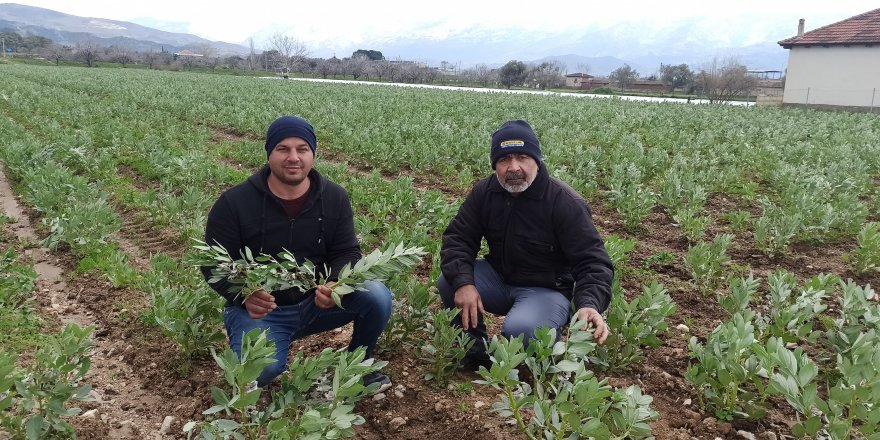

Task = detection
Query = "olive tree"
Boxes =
[499,60,527,89]
[609,64,638,91]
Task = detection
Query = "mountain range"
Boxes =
[0,3,248,55]
[0,3,796,75]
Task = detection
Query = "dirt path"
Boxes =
[0,166,175,439]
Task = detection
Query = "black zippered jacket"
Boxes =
[440,166,614,312]
[202,166,361,307]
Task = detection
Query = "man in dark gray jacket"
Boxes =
[439,119,614,371]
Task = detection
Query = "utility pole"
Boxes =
[2,38,5,58]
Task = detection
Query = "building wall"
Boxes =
[783,46,880,108]
[628,83,666,93]
[579,80,610,90]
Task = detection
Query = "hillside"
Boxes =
[0,3,248,55]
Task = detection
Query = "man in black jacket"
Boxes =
[439,119,614,370]
[202,115,392,390]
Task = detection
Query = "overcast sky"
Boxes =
[8,0,878,50]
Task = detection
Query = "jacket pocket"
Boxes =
[511,235,558,273]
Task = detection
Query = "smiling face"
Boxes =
[267,136,314,187]
[494,153,538,194]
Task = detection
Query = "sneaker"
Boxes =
[459,354,493,372]
[362,372,392,393]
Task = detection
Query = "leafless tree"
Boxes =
[75,39,98,67]
[192,43,215,69]
[577,63,591,75]
[421,66,440,84]
[461,64,495,86]
[696,56,757,103]
[384,60,403,82]
[110,45,133,67]
[142,49,158,69]
[267,33,309,72]
[372,60,394,82]
[315,57,340,78]
[180,54,197,70]
[343,56,368,80]
[42,44,68,65]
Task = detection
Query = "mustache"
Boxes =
[504,171,526,181]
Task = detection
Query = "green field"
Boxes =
[1,63,879,439]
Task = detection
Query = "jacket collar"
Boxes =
[487,164,549,199]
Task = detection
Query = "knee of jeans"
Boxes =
[501,317,544,341]
[437,275,454,307]
[361,281,392,312]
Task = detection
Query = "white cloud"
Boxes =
[9,0,879,47]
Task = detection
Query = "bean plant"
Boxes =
[152,286,226,370]
[379,278,436,352]
[718,273,760,316]
[686,311,768,420]
[475,317,657,439]
[754,199,802,255]
[850,222,880,274]
[755,270,828,343]
[419,308,474,387]
[673,206,711,242]
[607,162,656,232]
[0,248,37,309]
[591,281,676,371]
[185,328,385,440]
[683,234,733,292]
[0,324,94,440]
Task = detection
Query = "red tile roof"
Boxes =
[779,8,880,47]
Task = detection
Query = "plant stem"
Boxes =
[505,387,534,440]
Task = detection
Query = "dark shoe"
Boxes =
[460,354,493,372]
[363,372,392,393]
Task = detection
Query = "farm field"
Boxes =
[0,62,879,440]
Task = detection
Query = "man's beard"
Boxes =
[499,170,531,193]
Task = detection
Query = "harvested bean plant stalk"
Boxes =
[190,240,427,307]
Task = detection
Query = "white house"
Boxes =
[778,8,880,111]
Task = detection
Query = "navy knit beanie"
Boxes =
[264,115,317,158]
[490,120,542,169]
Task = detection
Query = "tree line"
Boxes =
[2,30,761,101]
[606,59,761,102]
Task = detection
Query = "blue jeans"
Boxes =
[438,260,572,358]
[223,280,393,387]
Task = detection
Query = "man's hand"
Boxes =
[454,284,485,330]
[577,307,609,345]
[244,290,276,319]
[314,284,336,309]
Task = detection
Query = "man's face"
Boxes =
[494,153,538,194]
[267,137,314,186]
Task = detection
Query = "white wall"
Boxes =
[783,46,880,108]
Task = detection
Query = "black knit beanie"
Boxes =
[264,115,317,158]
[490,120,542,169]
